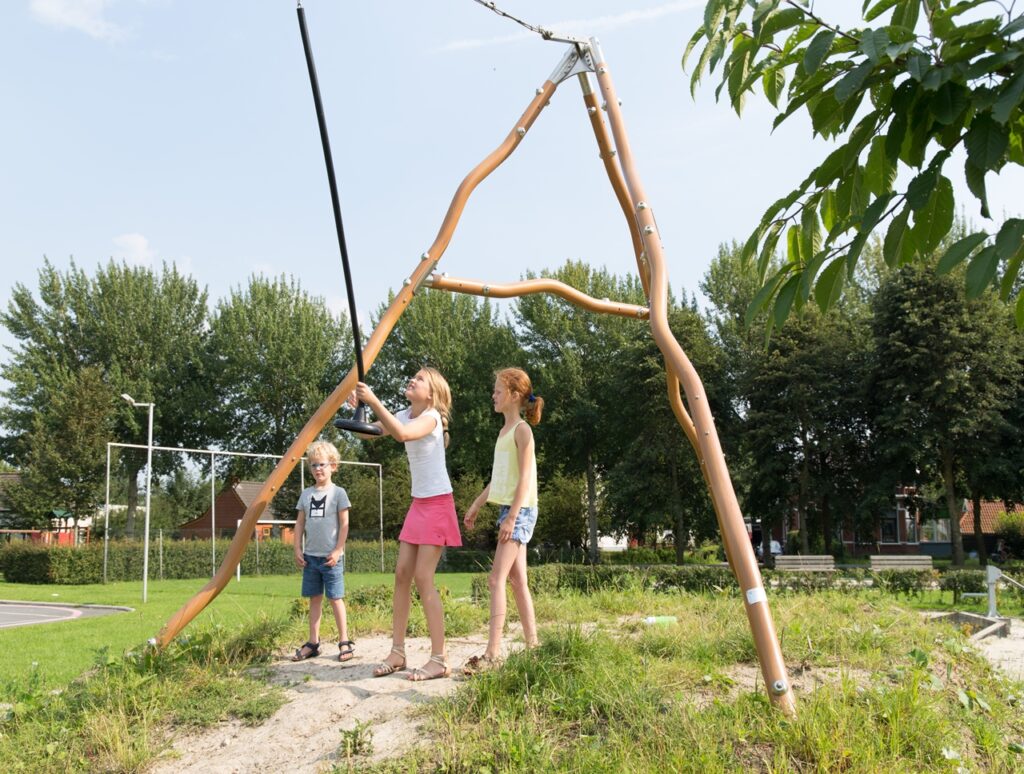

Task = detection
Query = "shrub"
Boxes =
[995,511,1024,559]
[871,569,937,598]
[939,569,986,603]
[603,546,676,565]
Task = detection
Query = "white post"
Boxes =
[236,519,242,582]
[143,402,153,603]
[986,564,1002,618]
[210,452,216,578]
[104,443,111,583]
[378,465,385,572]
[159,529,164,580]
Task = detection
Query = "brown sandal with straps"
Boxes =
[371,645,406,677]
[407,653,450,681]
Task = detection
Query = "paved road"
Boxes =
[0,601,130,629]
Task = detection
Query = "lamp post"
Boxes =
[121,393,154,603]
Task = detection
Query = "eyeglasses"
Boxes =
[310,462,332,470]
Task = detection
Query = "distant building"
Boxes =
[960,500,1022,555]
[178,480,294,542]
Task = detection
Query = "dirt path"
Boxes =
[975,617,1024,682]
[149,633,492,774]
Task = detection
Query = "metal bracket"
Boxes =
[549,44,596,86]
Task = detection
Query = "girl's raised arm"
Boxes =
[355,382,437,442]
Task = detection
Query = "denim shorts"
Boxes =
[496,505,538,545]
[301,553,345,599]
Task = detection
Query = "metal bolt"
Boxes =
[643,225,655,235]
[637,201,648,210]
[483,285,490,295]
[403,278,412,286]
[598,67,606,74]
[536,88,543,95]
[421,251,430,261]
[609,149,617,157]
[601,102,607,111]
[516,127,526,137]
[602,297,610,303]
[771,680,788,695]
[587,106,597,115]
[442,272,449,278]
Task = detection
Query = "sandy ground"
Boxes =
[149,632,495,774]
[149,617,1024,773]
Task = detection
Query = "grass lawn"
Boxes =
[0,572,474,689]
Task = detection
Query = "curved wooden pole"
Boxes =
[591,44,795,714]
[156,81,558,647]
[576,71,735,572]
[425,273,648,319]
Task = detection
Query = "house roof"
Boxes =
[960,500,1023,535]
[177,480,281,530]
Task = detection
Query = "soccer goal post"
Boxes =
[104,443,385,589]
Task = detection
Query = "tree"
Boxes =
[870,264,1019,564]
[1,260,213,536]
[686,0,1024,327]
[515,261,649,562]
[208,275,352,463]
[3,366,113,527]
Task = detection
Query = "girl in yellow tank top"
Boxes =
[463,368,544,673]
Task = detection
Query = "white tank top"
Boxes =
[396,407,452,498]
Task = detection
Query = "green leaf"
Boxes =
[814,257,846,311]
[964,112,1010,171]
[704,0,726,37]
[763,67,785,107]
[835,61,874,102]
[994,218,1024,260]
[759,7,804,39]
[937,232,988,274]
[746,269,786,326]
[1000,242,1024,301]
[883,207,911,267]
[993,70,1024,125]
[1015,292,1024,329]
[860,28,890,63]
[682,27,707,73]
[965,244,999,298]
[892,0,920,31]
[905,166,938,211]
[740,225,765,266]
[964,160,991,219]
[865,135,896,196]
[820,189,837,232]
[803,30,836,75]
[814,146,848,187]
[757,221,784,279]
[773,274,801,329]
[1004,16,1024,36]
[906,52,930,81]
[864,0,899,22]
[910,176,954,256]
[931,81,968,125]
[786,224,802,264]
[801,204,821,265]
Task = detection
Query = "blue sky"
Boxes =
[2,0,1021,363]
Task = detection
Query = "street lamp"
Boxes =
[122,393,154,603]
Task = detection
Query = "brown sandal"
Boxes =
[371,645,406,677]
[408,653,450,681]
[338,640,355,662]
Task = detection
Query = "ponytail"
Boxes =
[496,367,543,426]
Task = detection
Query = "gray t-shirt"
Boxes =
[296,483,351,557]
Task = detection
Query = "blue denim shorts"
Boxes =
[496,505,538,545]
[301,553,345,599]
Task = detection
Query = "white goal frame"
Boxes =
[103,442,384,589]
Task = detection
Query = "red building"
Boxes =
[178,480,294,543]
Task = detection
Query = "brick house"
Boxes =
[178,480,294,543]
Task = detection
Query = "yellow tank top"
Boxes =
[487,420,538,507]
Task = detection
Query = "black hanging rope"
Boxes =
[296,3,382,435]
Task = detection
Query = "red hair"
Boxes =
[495,367,543,425]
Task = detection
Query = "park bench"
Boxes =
[773,555,835,572]
[869,555,933,571]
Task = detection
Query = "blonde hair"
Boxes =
[419,366,452,448]
[496,367,544,426]
[306,440,340,468]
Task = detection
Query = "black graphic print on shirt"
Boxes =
[309,494,327,519]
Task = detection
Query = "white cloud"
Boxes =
[113,232,156,265]
[30,0,126,41]
[438,0,703,52]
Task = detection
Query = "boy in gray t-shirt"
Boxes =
[292,441,354,663]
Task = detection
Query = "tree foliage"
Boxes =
[686,0,1024,328]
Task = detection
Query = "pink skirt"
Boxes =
[398,492,462,547]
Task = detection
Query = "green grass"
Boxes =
[0,572,474,689]
[379,590,1024,772]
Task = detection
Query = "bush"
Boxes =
[939,569,986,603]
[995,511,1024,559]
[870,569,937,597]
[603,547,677,565]
[0,539,401,584]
